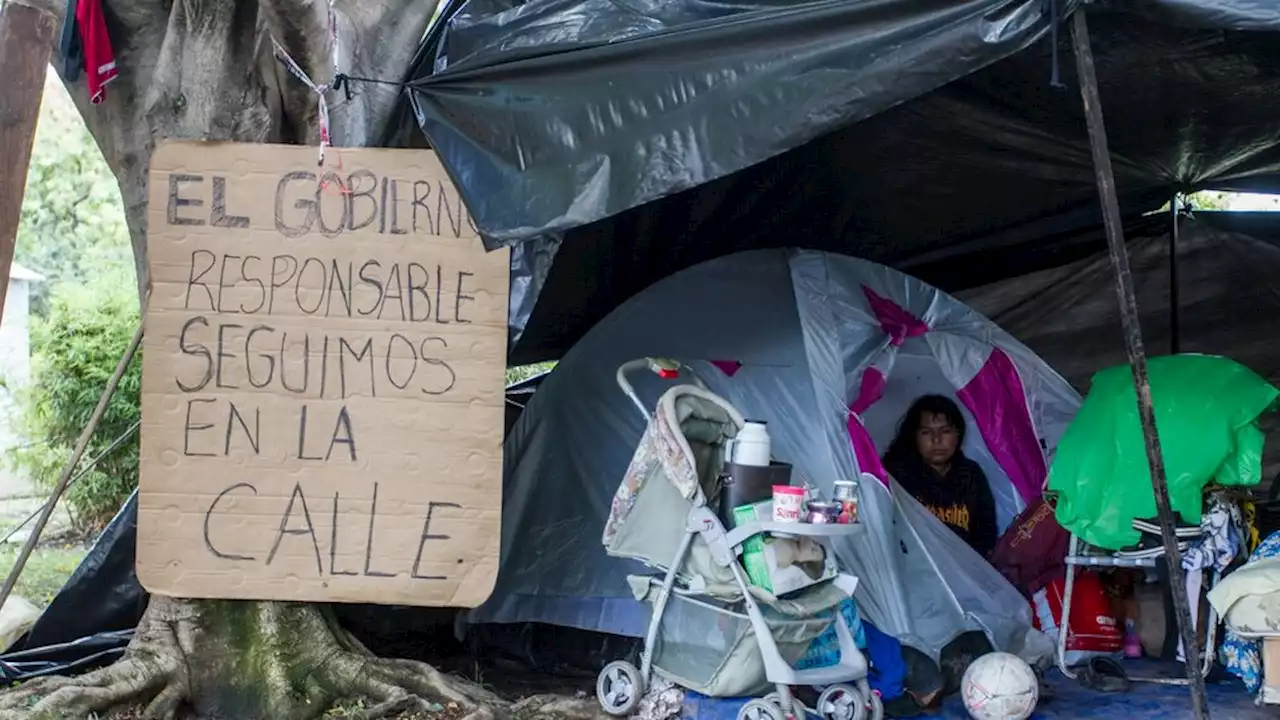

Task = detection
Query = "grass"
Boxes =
[0,542,89,607]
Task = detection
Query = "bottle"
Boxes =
[1123,618,1142,658]
[728,420,771,467]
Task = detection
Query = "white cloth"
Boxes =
[1209,557,1280,618]
[1177,496,1242,661]
[1178,570,1204,663]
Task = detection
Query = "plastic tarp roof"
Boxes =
[400,0,1280,363]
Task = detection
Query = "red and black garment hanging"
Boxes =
[57,0,118,104]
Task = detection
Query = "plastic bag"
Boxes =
[1048,355,1279,550]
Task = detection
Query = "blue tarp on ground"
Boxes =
[682,661,1268,720]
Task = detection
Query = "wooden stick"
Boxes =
[0,1,57,322]
[0,317,144,611]
[1169,194,1181,354]
[1070,10,1210,718]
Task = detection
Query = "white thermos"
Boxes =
[727,420,772,467]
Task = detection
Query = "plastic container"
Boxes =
[833,480,860,524]
[728,421,772,467]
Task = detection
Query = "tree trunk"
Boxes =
[0,1,57,321]
[0,2,590,718]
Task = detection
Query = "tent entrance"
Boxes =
[838,285,1048,531]
[858,340,1027,531]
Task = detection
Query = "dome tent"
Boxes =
[473,248,1080,660]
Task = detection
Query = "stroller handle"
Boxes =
[616,358,708,420]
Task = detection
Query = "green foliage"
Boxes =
[1,77,139,533]
[4,281,141,532]
[1185,191,1232,211]
[15,77,133,315]
[506,362,555,385]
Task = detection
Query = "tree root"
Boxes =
[0,598,607,720]
[0,649,181,719]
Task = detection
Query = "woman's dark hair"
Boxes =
[884,394,967,463]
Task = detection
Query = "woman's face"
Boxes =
[915,411,959,468]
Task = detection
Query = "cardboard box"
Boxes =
[732,500,837,596]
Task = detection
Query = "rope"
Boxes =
[269,1,407,165]
[271,38,334,165]
[268,0,342,164]
[0,420,141,545]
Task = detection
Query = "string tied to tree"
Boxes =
[270,0,343,165]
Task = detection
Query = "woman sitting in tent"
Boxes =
[883,395,998,558]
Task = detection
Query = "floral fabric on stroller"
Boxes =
[595,359,881,720]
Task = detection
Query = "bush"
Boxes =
[5,279,141,532]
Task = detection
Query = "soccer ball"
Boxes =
[960,652,1039,720]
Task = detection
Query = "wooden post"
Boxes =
[1070,10,1210,718]
[0,1,57,324]
[1169,194,1181,354]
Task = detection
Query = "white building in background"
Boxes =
[0,264,45,497]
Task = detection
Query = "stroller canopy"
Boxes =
[476,249,1081,658]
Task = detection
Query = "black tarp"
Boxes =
[0,492,143,681]
[403,0,1280,362]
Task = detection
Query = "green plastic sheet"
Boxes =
[1048,355,1279,550]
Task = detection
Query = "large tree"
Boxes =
[0,2,588,718]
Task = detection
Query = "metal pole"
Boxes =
[1070,11,1210,718]
[1169,194,1181,354]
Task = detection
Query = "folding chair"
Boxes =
[1057,518,1223,685]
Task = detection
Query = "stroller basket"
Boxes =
[639,579,831,698]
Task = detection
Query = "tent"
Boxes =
[473,248,1079,660]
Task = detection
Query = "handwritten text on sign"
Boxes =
[138,142,508,607]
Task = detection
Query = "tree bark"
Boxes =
[0,1,57,322]
[0,2,595,718]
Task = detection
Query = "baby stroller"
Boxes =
[596,358,880,720]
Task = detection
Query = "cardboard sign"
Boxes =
[138,141,508,607]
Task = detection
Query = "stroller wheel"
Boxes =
[816,684,868,720]
[762,692,801,718]
[597,660,645,716]
[737,698,786,720]
[867,690,883,720]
